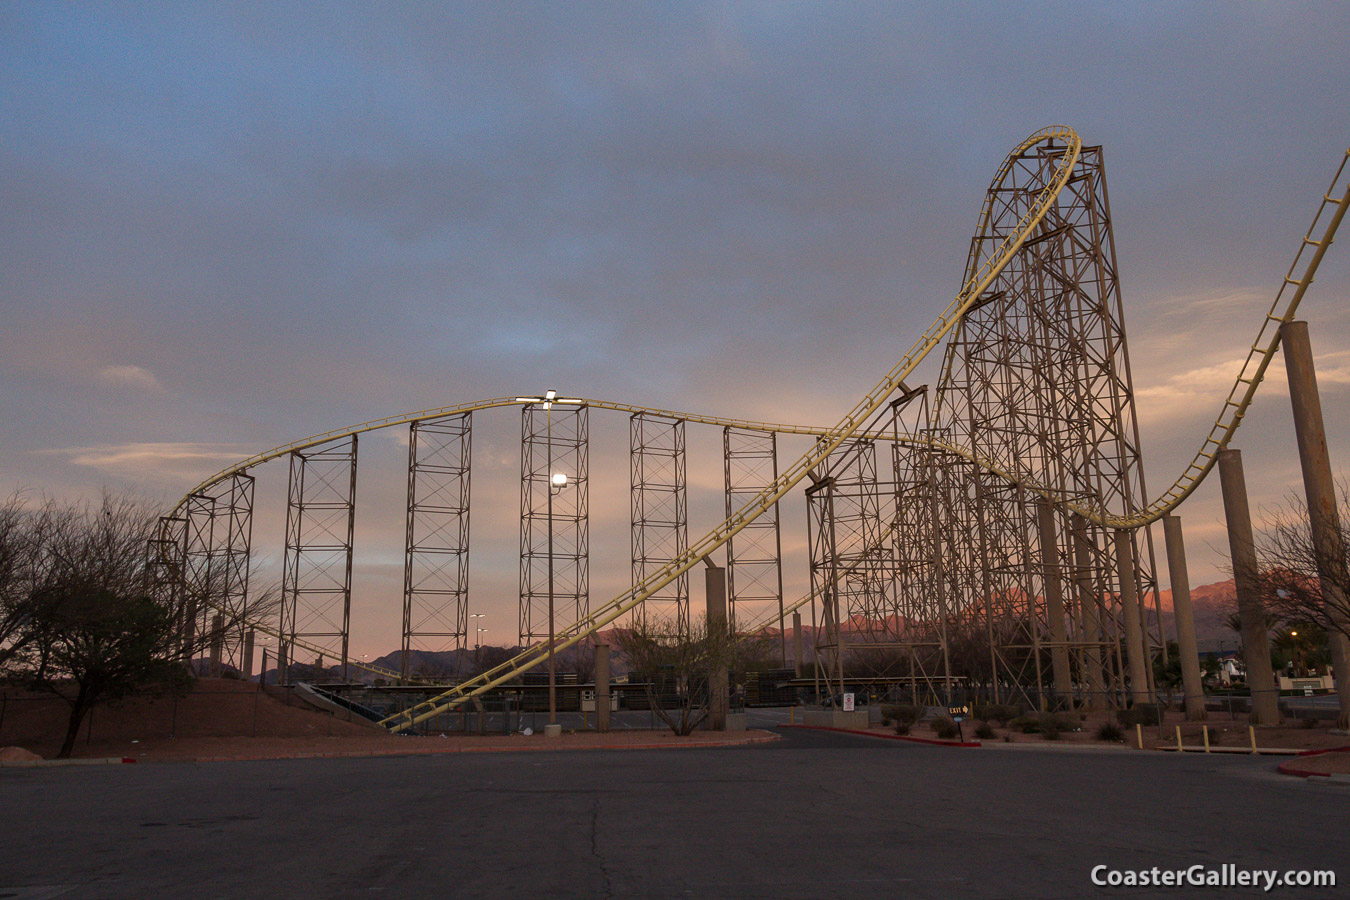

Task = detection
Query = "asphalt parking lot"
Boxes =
[2,727,1344,899]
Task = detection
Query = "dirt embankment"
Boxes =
[1,678,391,761]
[0,679,776,762]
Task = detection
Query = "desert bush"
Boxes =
[1040,711,1079,733]
[881,704,922,727]
[974,703,1021,725]
[930,716,960,739]
[974,722,995,740]
[1096,722,1124,743]
[894,722,911,736]
[1009,715,1041,734]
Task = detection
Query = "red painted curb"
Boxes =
[1276,744,1350,779]
[780,724,981,748]
[107,731,781,764]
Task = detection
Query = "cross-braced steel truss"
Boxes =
[403,413,472,680]
[519,404,589,645]
[630,412,688,633]
[723,427,785,655]
[280,436,357,682]
[928,139,1161,708]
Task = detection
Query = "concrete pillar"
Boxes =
[1071,518,1107,711]
[1281,320,1350,729]
[1162,515,1207,721]
[594,641,611,734]
[793,611,804,677]
[208,614,224,678]
[1217,448,1281,725]
[1036,498,1073,708]
[242,629,256,682]
[1113,530,1152,708]
[706,564,729,731]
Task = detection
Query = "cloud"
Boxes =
[1134,351,1350,426]
[38,442,249,484]
[95,364,165,393]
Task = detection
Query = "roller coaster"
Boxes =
[150,127,1350,733]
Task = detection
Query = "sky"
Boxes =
[2,2,1349,661]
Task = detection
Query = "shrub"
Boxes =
[894,722,911,736]
[1096,722,1124,743]
[1043,727,1062,740]
[1116,705,1162,728]
[881,704,922,727]
[974,722,995,740]
[1009,715,1041,734]
[1039,712,1079,733]
[974,703,1021,725]
[1301,716,1318,730]
[930,716,960,739]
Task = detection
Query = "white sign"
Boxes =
[842,692,855,711]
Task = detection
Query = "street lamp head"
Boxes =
[551,472,568,488]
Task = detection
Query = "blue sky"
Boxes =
[2,2,1349,656]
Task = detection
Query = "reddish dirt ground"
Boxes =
[867,708,1350,753]
[0,679,776,762]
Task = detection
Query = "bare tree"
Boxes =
[1253,486,1350,644]
[613,614,737,736]
[1,489,276,757]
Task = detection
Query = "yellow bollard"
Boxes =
[1136,723,1143,749]
[789,706,794,725]
[1249,725,1258,754]
[1202,725,1210,753]
[1176,725,1184,752]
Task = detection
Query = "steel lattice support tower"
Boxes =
[519,404,589,645]
[182,492,217,663]
[931,140,1161,708]
[280,435,358,682]
[723,427,785,653]
[806,437,892,701]
[630,412,688,633]
[215,472,255,672]
[402,413,472,680]
[149,514,189,658]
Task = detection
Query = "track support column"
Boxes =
[1036,498,1073,708]
[1218,448,1280,725]
[1281,320,1350,729]
[793,611,804,677]
[1114,530,1152,708]
[594,641,611,734]
[1072,518,1107,711]
[706,562,729,731]
[1162,515,1207,721]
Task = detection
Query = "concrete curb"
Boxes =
[979,741,1137,753]
[780,724,980,748]
[1276,745,1350,779]
[27,731,782,765]
[1,757,137,768]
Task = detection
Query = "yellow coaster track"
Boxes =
[165,128,1350,727]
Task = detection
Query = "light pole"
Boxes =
[513,389,582,730]
[547,468,569,725]
[470,613,486,648]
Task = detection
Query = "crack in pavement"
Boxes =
[589,795,614,899]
